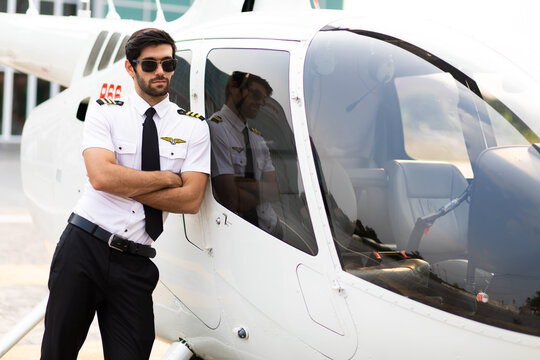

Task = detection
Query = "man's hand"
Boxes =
[175,172,184,187]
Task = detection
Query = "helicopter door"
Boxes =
[202,46,356,359]
[154,49,221,330]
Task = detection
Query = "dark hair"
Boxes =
[226,71,273,99]
[125,28,176,64]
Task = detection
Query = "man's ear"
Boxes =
[229,83,240,98]
[125,59,136,78]
[240,87,249,98]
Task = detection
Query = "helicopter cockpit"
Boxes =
[304,24,540,336]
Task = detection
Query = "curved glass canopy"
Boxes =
[304,25,540,336]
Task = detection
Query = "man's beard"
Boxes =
[136,73,170,97]
[241,104,260,120]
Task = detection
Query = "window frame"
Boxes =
[199,40,321,256]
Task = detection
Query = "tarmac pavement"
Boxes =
[0,143,169,359]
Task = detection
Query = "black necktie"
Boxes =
[243,127,254,179]
[242,127,258,226]
[142,107,163,240]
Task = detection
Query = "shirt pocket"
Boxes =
[254,157,267,178]
[159,143,187,173]
[231,150,247,176]
[113,138,137,168]
[256,157,266,170]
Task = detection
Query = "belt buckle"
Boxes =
[108,234,125,252]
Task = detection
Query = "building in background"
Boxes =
[0,0,343,143]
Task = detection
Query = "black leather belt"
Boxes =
[68,213,156,258]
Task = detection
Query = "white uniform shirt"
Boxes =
[74,93,210,245]
[207,104,278,234]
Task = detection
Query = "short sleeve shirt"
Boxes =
[208,105,274,179]
[207,104,277,233]
[73,93,210,245]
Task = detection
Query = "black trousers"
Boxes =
[41,224,159,360]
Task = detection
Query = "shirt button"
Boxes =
[171,152,174,156]
[132,210,135,214]
[124,229,128,233]
[119,146,123,150]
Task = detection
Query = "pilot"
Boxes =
[40,28,210,360]
[207,71,282,238]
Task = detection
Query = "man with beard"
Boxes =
[41,28,210,360]
[208,71,282,238]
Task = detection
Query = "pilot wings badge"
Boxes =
[161,137,186,145]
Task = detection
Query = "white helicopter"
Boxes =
[1,0,540,359]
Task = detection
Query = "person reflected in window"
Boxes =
[208,71,282,238]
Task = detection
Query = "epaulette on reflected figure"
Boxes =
[178,108,205,121]
[250,127,262,136]
[96,98,124,106]
[211,115,223,123]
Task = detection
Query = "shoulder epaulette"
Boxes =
[250,127,262,136]
[177,108,205,121]
[96,98,124,106]
[211,115,223,123]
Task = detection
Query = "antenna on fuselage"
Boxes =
[25,0,38,15]
[78,0,91,17]
[105,0,121,19]
[154,0,166,23]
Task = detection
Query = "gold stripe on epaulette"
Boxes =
[178,108,205,121]
[186,111,205,120]
[96,98,123,106]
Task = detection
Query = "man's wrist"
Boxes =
[162,170,183,188]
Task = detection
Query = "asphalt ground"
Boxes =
[0,143,169,359]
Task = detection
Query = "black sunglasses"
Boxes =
[247,87,267,103]
[132,58,177,73]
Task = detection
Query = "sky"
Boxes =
[342,0,540,83]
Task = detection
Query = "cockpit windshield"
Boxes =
[304,27,540,336]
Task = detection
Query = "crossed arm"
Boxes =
[212,171,279,213]
[83,147,208,214]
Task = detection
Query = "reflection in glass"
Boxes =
[169,50,192,111]
[205,49,317,255]
[305,28,540,335]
